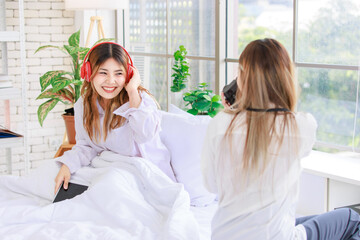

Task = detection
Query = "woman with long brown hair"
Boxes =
[201,38,360,240]
[54,42,176,193]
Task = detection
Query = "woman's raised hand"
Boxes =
[221,92,231,110]
[125,66,141,94]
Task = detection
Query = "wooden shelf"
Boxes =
[0,136,23,148]
[0,87,21,100]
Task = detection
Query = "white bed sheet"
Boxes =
[0,151,201,240]
[191,201,218,240]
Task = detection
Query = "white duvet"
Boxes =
[0,151,200,240]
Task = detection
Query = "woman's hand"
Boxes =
[221,92,231,110]
[125,66,141,94]
[54,164,71,195]
[125,66,141,108]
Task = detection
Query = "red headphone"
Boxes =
[80,42,134,83]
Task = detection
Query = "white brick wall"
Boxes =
[0,0,76,176]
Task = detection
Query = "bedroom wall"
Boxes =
[0,0,76,175]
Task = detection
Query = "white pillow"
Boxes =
[160,106,216,206]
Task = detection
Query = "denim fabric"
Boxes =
[296,208,360,240]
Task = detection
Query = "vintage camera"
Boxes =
[222,78,238,105]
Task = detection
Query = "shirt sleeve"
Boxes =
[298,113,318,159]
[55,98,99,174]
[201,120,218,194]
[113,91,161,144]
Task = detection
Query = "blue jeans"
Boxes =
[296,208,360,240]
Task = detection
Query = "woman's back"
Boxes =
[201,111,317,240]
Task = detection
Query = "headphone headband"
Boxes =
[83,42,133,66]
[81,42,134,83]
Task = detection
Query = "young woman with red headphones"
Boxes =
[54,42,176,193]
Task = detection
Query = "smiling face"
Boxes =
[93,58,126,105]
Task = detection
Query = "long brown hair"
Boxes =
[224,38,298,178]
[81,43,150,142]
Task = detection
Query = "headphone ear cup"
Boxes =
[127,65,134,83]
[83,61,92,82]
[80,63,86,80]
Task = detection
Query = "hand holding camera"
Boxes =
[222,78,238,106]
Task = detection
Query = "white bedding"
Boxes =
[0,151,202,240]
[191,202,217,240]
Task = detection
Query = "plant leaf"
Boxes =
[211,95,221,102]
[211,102,223,109]
[68,29,80,47]
[78,47,90,60]
[187,108,198,115]
[194,99,212,111]
[179,83,187,90]
[34,45,66,54]
[39,70,70,91]
[183,95,197,102]
[51,77,72,92]
[171,86,181,92]
[203,95,212,101]
[174,51,182,60]
[208,109,218,118]
[37,99,59,126]
[37,88,74,104]
[72,79,83,86]
[64,45,78,60]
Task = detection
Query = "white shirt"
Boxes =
[56,91,176,182]
[201,111,317,240]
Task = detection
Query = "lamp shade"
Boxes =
[65,0,129,10]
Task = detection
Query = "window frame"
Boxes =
[120,0,360,153]
[224,0,360,152]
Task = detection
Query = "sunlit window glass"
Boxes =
[297,0,360,65]
[227,0,293,59]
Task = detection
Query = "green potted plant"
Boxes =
[183,82,224,117]
[35,30,109,143]
[170,45,223,117]
[170,45,190,92]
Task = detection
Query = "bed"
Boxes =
[0,108,218,239]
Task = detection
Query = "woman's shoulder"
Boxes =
[208,110,246,133]
[74,96,84,110]
[294,112,317,129]
[293,112,318,139]
[213,110,246,122]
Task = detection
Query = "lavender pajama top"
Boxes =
[56,91,176,181]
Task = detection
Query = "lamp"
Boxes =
[64,0,129,47]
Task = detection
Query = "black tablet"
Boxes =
[53,182,88,203]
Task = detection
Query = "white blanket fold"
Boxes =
[0,151,200,240]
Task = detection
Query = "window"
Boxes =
[127,0,215,110]
[125,0,360,152]
[226,0,360,152]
